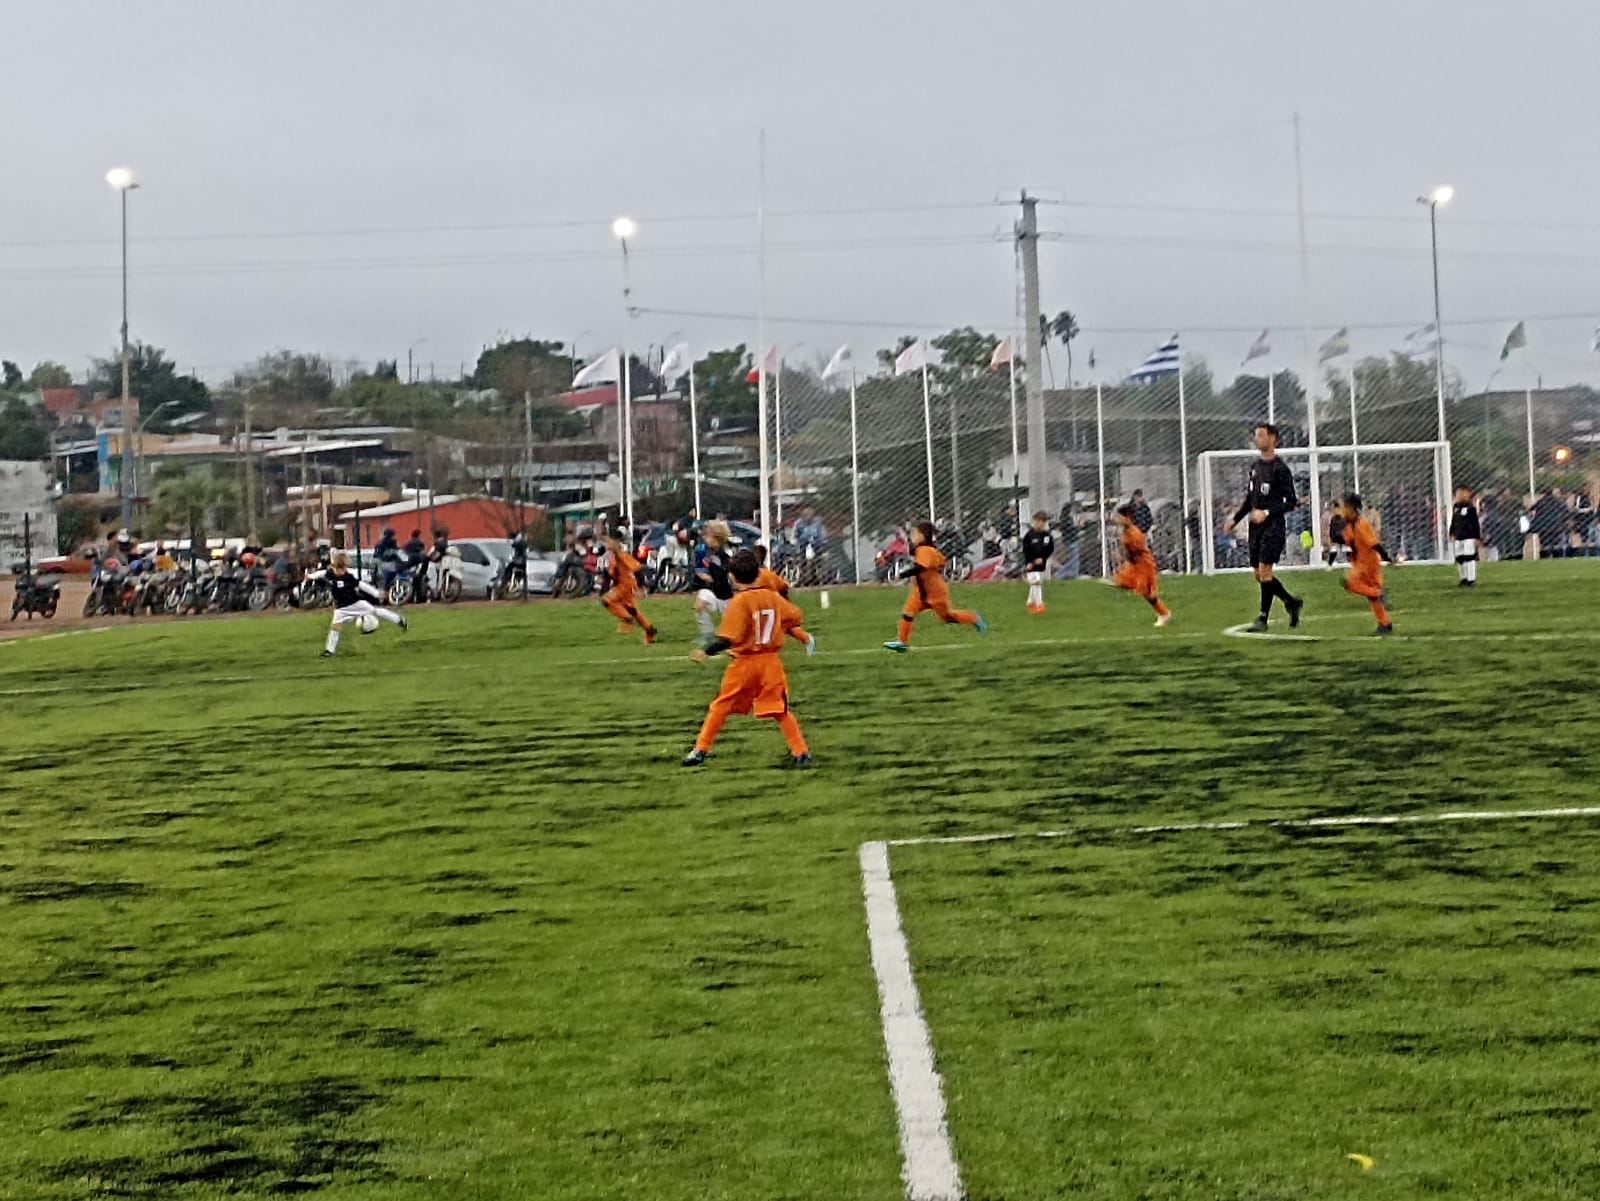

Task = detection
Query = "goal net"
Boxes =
[1197,441,1453,574]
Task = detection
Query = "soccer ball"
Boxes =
[358,613,381,635]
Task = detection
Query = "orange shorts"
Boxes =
[603,585,636,608]
[1113,562,1158,599]
[1343,569,1383,599]
[904,583,954,617]
[709,655,790,719]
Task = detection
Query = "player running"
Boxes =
[692,520,735,646]
[1222,422,1304,633]
[599,534,657,645]
[883,521,985,653]
[1339,494,1393,636]
[752,544,791,596]
[308,553,406,657]
[1112,503,1173,626]
[683,549,815,769]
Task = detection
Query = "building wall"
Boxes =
[351,498,537,547]
[0,462,58,567]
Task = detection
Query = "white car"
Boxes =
[455,538,558,598]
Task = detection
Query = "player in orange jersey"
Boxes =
[752,544,791,596]
[599,535,657,645]
[883,521,985,652]
[1339,494,1393,636]
[1112,503,1172,626]
[683,549,815,768]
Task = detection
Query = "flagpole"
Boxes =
[1095,380,1109,580]
[1525,386,1536,500]
[1267,372,1276,425]
[688,361,702,518]
[947,385,961,529]
[920,349,936,519]
[849,366,862,585]
[619,240,634,532]
[1348,364,1362,496]
[1295,110,1324,564]
[1007,349,1021,533]
[755,129,772,547]
[774,354,784,526]
[1177,358,1192,574]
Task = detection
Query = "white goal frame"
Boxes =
[1198,440,1453,575]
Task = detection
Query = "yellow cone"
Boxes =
[1346,1153,1375,1171]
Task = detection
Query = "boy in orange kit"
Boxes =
[883,521,985,652]
[600,534,657,645]
[1112,503,1172,626]
[1340,494,1393,636]
[683,549,816,768]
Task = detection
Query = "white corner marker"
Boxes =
[860,840,965,1201]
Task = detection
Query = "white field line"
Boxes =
[860,840,964,1201]
[862,803,1600,1198]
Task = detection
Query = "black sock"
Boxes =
[1270,577,1296,605]
[1259,581,1274,617]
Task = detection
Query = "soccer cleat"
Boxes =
[1375,624,1394,637]
[398,615,408,633]
[680,749,708,767]
[1246,616,1270,633]
[786,753,815,770]
[804,635,817,657]
[1155,613,1172,627]
[1286,596,1304,628]
[644,629,658,645]
[974,613,988,634]
[319,649,335,658]
[1458,578,1471,588]
[883,640,909,653]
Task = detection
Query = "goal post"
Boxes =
[1198,441,1453,574]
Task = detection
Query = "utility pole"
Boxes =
[1017,192,1048,515]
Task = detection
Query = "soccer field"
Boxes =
[2,561,1598,1200]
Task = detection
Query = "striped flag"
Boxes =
[1241,330,1270,366]
[1591,326,1600,354]
[1318,328,1350,362]
[1127,334,1180,383]
[744,345,779,385]
[1398,323,1439,359]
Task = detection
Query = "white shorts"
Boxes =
[332,600,377,625]
[1453,539,1479,561]
[1025,571,1044,585]
[695,590,729,613]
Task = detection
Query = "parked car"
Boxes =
[455,538,558,599]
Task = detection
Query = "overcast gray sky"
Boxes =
[7,0,1599,393]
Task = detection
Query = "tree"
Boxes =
[0,397,47,460]
[92,343,211,431]
[1049,311,1080,388]
[470,339,572,403]
[930,327,1000,382]
[876,336,918,372]
[149,464,240,536]
[28,362,72,391]
[2,361,23,392]
[55,496,101,555]
[692,345,758,423]
[230,351,335,426]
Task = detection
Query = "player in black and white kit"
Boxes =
[307,552,406,657]
[1450,485,1481,588]
[1222,422,1304,633]
[1021,510,1054,614]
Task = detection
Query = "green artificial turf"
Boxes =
[0,560,1596,1199]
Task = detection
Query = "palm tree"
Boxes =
[1049,311,1081,390]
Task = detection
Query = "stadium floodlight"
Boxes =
[611,216,637,241]
[1430,185,1454,207]
[612,217,637,527]
[107,166,140,528]
[105,167,137,191]
[1415,185,1454,460]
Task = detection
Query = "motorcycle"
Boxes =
[426,547,465,603]
[552,542,595,599]
[874,529,915,584]
[650,532,695,593]
[494,556,530,600]
[936,520,974,582]
[10,570,60,620]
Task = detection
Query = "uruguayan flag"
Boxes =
[1127,334,1180,383]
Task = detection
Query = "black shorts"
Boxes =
[1248,520,1286,567]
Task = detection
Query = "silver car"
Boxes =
[455,538,558,598]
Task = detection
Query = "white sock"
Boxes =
[1027,584,1042,607]
[325,628,340,654]
[375,606,402,624]
[1466,559,1477,583]
[697,608,714,636]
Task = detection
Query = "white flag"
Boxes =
[822,344,852,383]
[659,343,692,385]
[988,338,1013,370]
[1241,330,1270,366]
[571,348,620,389]
[1399,323,1439,359]
[1592,326,1600,354]
[1319,327,1351,362]
[894,340,928,377]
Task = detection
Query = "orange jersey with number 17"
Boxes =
[717,587,804,656]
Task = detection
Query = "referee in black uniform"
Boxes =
[1222,422,1304,633]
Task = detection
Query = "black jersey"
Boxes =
[1021,528,1055,572]
[695,545,733,600]
[318,571,380,609]
[1232,457,1298,525]
[1449,502,1481,541]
